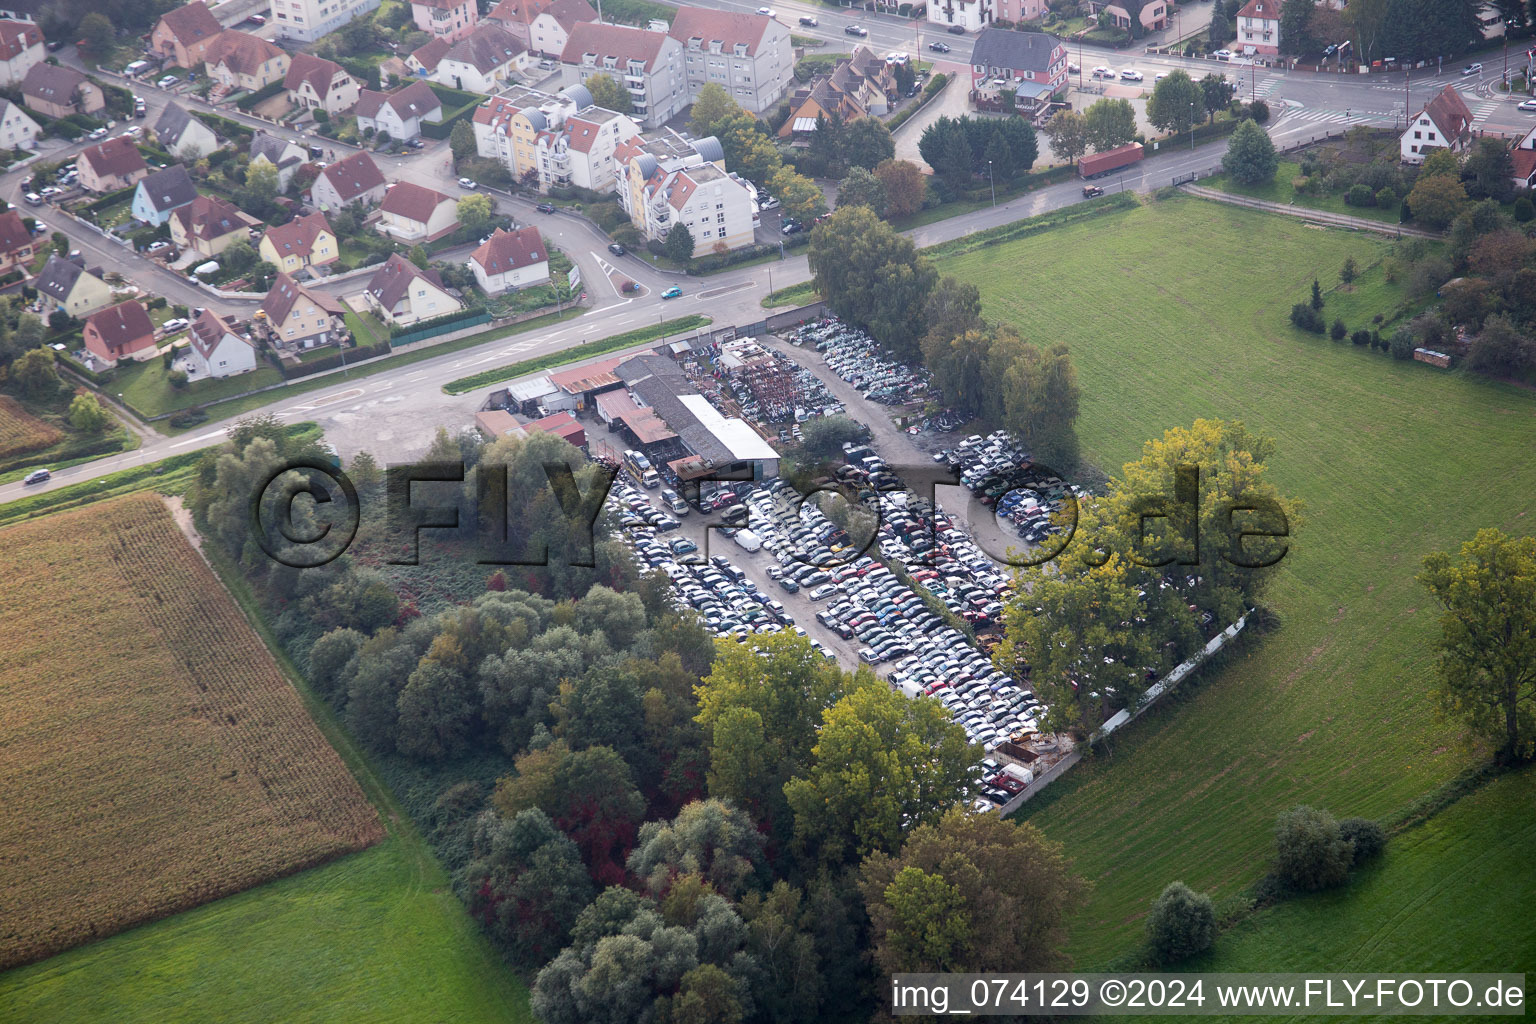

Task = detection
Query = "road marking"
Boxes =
[405,371,429,381]
[291,387,365,410]
[168,428,230,449]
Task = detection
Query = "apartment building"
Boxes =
[271,0,381,44]
[559,21,685,129]
[667,6,792,114]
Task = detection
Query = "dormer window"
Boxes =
[733,43,747,56]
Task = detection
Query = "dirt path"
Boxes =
[163,494,212,567]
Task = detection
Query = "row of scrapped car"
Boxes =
[932,431,1088,546]
[722,351,843,427]
[796,318,935,406]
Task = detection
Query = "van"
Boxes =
[732,529,763,553]
[23,192,40,206]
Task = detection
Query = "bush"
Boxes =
[1145,881,1216,964]
[1350,329,1371,347]
[1338,818,1386,865]
[1247,99,1270,123]
[168,407,207,428]
[167,369,189,389]
[1346,183,1375,207]
[1274,805,1353,892]
[1290,303,1325,333]
[1330,318,1347,341]
[1515,197,1535,223]
[1389,327,1417,360]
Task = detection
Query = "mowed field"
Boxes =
[942,197,1536,964]
[0,395,62,461]
[0,493,383,969]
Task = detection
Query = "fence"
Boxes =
[390,311,492,346]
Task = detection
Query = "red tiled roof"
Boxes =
[487,0,597,29]
[366,253,447,309]
[205,30,287,77]
[172,194,248,242]
[1422,84,1473,142]
[261,271,347,321]
[157,1,222,46]
[261,211,332,260]
[80,136,147,180]
[85,300,155,358]
[316,151,385,202]
[381,180,453,223]
[471,225,547,274]
[561,114,603,153]
[0,208,32,255]
[285,52,349,100]
[561,21,670,72]
[0,19,41,60]
[410,36,451,72]
[188,307,246,361]
[1513,148,1536,184]
[1235,0,1278,20]
[667,6,773,57]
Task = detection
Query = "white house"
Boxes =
[364,253,462,325]
[1401,85,1474,165]
[469,226,550,293]
[635,159,754,254]
[185,308,258,379]
[1234,0,1280,56]
[272,0,381,43]
[285,52,360,115]
[0,18,43,86]
[153,102,219,163]
[486,0,597,58]
[250,130,309,190]
[379,181,460,241]
[309,150,386,209]
[354,80,442,142]
[0,97,39,151]
[434,23,525,93]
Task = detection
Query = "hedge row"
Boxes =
[234,79,288,110]
[443,313,711,394]
[269,340,392,379]
[688,231,810,274]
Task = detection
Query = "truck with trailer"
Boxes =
[1078,142,1144,179]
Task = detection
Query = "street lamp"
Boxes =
[1190,101,1195,150]
[988,160,996,207]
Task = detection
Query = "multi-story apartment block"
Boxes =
[271,0,380,44]
[667,6,791,114]
[411,0,478,42]
[533,104,641,192]
[559,22,685,129]
[485,0,596,58]
[614,130,749,253]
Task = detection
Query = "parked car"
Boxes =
[158,74,180,88]
[1067,62,1080,73]
[23,468,50,485]
[536,202,556,213]
[160,317,191,332]
[662,285,683,299]
[947,23,966,33]
[1082,184,1104,198]
[759,195,780,210]
[457,177,476,189]
[928,40,950,52]
[844,23,867,35]
[884,51,909,65]
[798,14,817,25]
[1211,49,1233,60]
[23,192,40,206]
[608,242,626,256]
[1462,62,1482,76]
[88,126,108,139]
[781,219,802,235]
[247,12,266,24]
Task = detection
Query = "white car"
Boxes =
[161,317,190,332]
[1092,65,1115,78]
[759,195,780,210]
[756,5,775,15]
[1520,99,1536,112]
[88,127,108,139]
[1120,69,1144,81]
[457,177,476,189]
[158,74,179,88]
[1154,71,1169,80]
[1461,62,1482,76]
[1212,49,1233,60]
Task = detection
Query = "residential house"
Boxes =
[0,208,33,271]
[379,181,460,241]
[0,0,40,21]
[285,52,359,115]
[927,0,993,33]
[632,159,753,254]
[408,35,451,77]
[1401,85,1474,164]
[353,80,442,141]
[412,0,479,42]
[130,163,198,226]
[532,104,640,192]
[150,0,223,68]
[1508,123,1536,190]
[308,150,387,209]
[1086,0,1167,33]
[0,97,39,150]
[250,130,309,190]
[35,254,113,317]
[185,308,257,378]
[1235,0,1280,56]
[434,23,525,93]
[0,18,43,86]
[259,211,338,273]
[153,102,219,161]
[83,300,157,366]
[993,0,1045,22]
[270,0,381,44]
[667,6,792,113]
[486,0,596,57]
[967,27,1067,114]
[21,62,102,118]
[204,30,291,94]
[778,47,896,138]
[171,194,260,257]
[363,252,461,325]
[473,83,587,182]
[560,22,686,129]
[77,136,149,193]
[258,272,346,349]
[469,225,550,293]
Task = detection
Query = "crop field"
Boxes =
[0,493,383,970]
[942,196,1536,964]
[0,395,63,461]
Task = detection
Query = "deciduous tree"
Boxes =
[1041,108,1088,164]
[585,73,633,114]
[1083,97,1137,153]
[67,392,109,433]
[843,116,895,170]
[688,83,738,139]
[768,165,826,224]
[873,158,926,218]
[457,192,493,232]
[1273,805,1353,891]
[807,205,936,362]
[1221,119,1278,184]
[1406,172,1468,230]
[836,166,888,217]
[1147,69,1201,137]
[1145,881,1216,964]
[626,798,767,898]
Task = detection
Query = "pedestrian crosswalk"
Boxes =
[1280,106,1386,127]
[1470,99,1500,125]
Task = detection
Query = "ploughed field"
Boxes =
[0,493,383,969]
[942,196,1536,964]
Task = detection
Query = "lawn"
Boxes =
[0,494,382,970]
[940,195,1536,966]
[1202,160,1405,226]
[113,357,285,419]
[1194,766,1536,987]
